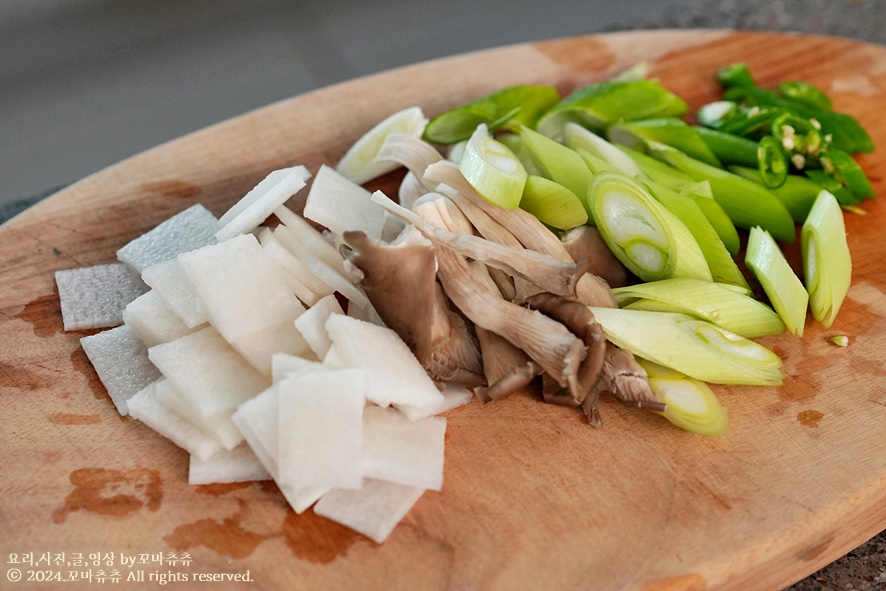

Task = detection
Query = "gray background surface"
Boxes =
[1,1,883,589]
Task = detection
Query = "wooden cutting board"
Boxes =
[1,30,884,591]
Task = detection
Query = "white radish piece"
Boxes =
[346,299,386,327]
[127,380,223,461]
[56,263,148,331]
[273,205,349,275]
[313,478,426,544]
[216,166,311,241]
[258,228,328,306]
[363,405,446,490]
[336,106,428,184]
[188,444,271,485]
[325,314,443,409]
[276,368,366,491]
[293,294,344,358]
[178,233,305,342]
[154,378,243,450]
[148,326,269,418]
[141,258,207,329]
[231,313,315,378]
[271,352,324,384]
[116,204,218,273]
[396,381,474,421]
[123,290,194,347]
[303,165,386,241]
[80,324,161,415]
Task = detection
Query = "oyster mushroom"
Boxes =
[341,228,483,386]
[581,345,665,427]
[560,225,629,289]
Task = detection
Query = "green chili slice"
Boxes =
[757,135,789,189]
[717,63,755,89]
[777,81,832,111]
[820,149,875,199]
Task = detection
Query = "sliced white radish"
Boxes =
[141,258,207,329]
[396,381,474,421]
[123,290,194,347]
[363,405,446,491]
[273,205,349,275]
[258,228,328,306]
[154,378,243,450]
[313,478,425,544]
[277,368,366,491]
[215,166,310,241]
[148,326,269,418]
[271,352,324,384]
[56,263,148,331]
[80,324,161,415]
[325,314,443,409]
[304,164,386,241]
[188,444,271,485]
[117,204,218,273]
[178,233,304,342]
[231,313,315,378]
[336,106,428,184]
[346,299,386,327]
[293,294,344,358]
[127,380,223,461]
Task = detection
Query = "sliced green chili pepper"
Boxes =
[804,169,861,206]
[694,126,759,167]
[777,81,832,111]
[757,135,789,189]
[770,112,827,161]
[820,149,875,199]
[717,63,755,89]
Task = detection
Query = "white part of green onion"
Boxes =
[519,175,588,230]
[613,277,784,338]
[647,374,730,437]
[459,124,527,210]
[589,173,712,283]
[802,191,852,329]
[562,122,644,179]
[745,226,809,336]
[829,335,849,347]
[589,307,783,386]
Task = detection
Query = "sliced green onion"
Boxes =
[647,141,796,242]
[519,175,587,230]
[589,173,711,282]
[643,181,749,289]
[777,80,832,111]
[645,370,730,437]
[697,101,739,129]
[563,122,644,178]
[829,335,849,347]
[717,63,755,89]
[423,85,560,145]
[728,165,821,223]
[536,80,689,140]
[695,126,759,167]
[820,150,875,199]
[613,277,782,338]
[757,135,789,189]
[459,124,527,210]
[745,226,809,336]
[589,307,784,386]
[497,133,543,176]
[802,191,852,328]
[607,118,722,167]
[519,126,593,215]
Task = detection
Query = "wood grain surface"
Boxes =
[1,30,885,591]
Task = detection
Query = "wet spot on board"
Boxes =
[53,467,162,523]
[279,509,369,564]
[164,500,270,560]
[70,348,107,401]
[0,361,44,391]
[641,573,707,591]
[48,413,101,425]
[142,181,203,200]
[797,409,824,427]
[17,294,63,338]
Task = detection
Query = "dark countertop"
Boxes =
[2,1,883,589]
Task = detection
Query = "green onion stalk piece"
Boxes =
[563,122,644,178]
[646,141,796,242]
[778,80,833,111]
[519,126,594,217]
[757,135,789,189]
[614,145,741,255]
[745,226,809,336]
[717,63,755,89]
[497,133,543,176]
[615,277,783,338]
[576,148,621,176]
[535,80,689,140]
[696,101,739,129]
[589,307,784,386]
[423,85,560,145]
[519,175,588,230]
[643,181,749,289]
[724,86,874,153]
[802,191,852,328]
[729,165,822,222]
[641,362,730,437]
[459,124,528,210]
[694,126,759,167]
[589,172,711,282]
[829,335,849,347]
[820,150,875,200]
[607,118,722,167]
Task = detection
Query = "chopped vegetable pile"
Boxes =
[59,63,874,543]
